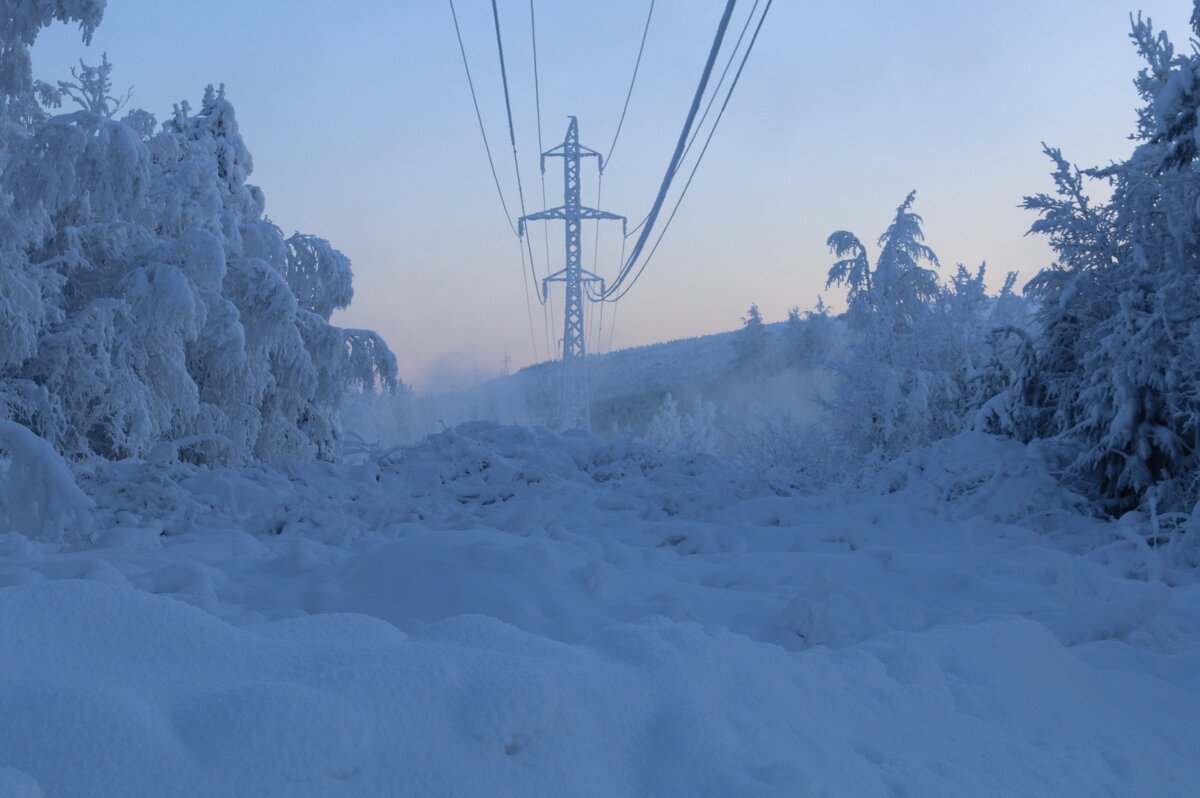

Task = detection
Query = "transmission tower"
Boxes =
[519,117,625,428]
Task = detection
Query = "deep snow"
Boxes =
[1,424,1198,796]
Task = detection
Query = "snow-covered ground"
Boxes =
[2,424,1198,796]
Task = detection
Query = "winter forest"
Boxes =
[2,1,1200,796]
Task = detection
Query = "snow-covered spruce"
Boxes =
[1019,10,1200,515]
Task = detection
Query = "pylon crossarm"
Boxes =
[519,208,567,236]
[520,207,567,224]
[577,207,625,223]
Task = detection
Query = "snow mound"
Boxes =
[875,432,1088,526]
[0,419,93,543]
[1,579,1196,797]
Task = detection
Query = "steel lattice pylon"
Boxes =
[519,117,625,428]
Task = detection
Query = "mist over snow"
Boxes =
[3,2,1200,797]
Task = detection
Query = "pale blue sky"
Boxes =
[31,0,1190,390]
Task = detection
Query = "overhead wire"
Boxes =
[449,0,539,361]
[590,234,626,350]
[530,0,556,360]
[623,0,760,240]
[487,0,549,362]
[491,0,525,211]
[516,240,542,361]
[604,0,774,304]
[596,296,606,355]
[492,0,545,295]
[448,0,518,237]
[608,237,626,351]
[599,0,739,301]
[606,281,621,351]
[678,0,760,174]
[588,171,604,351]
[603,0,655,172]
[583,0,652,359]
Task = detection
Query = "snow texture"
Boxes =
[1,424,1198,796]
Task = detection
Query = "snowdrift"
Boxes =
[1,424,1198,796]
[1,579,1196,798]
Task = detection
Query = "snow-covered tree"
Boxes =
[822,193,949,460]
[871,191,941,327]
[1020,7,1200,512]
[641,392,719,455]
[827,191,940,331]
[0,31,398,465]
[57,52,128,116]
[825,232,872,317]
[0,0,105,129]
[735,302,767,362]
[969,325,1042,440]
[821,195,1028,466]
[783,298,837,367]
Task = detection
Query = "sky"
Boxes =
[30,0,1193,392]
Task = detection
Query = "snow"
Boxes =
[0,418,93,543]
[2,423,1198,796]
[5,6,1200,795]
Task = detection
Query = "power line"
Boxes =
[449,0,540,361]
[587,233,626,350]
[591,170,604,307]
[530,1,555,355]
[622,0,760,242]
[607,294,619,352]
[603,0,655,171]
[679,0,759,169]
[491,0,544,361]
[491,0,520,164]
[531,0,546,163]
[600,0,738,300]
[448,0,517,236]
[596,295,606,355]
[491,0,547,315]
[605,0,773,303]
[516,237,542,361]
